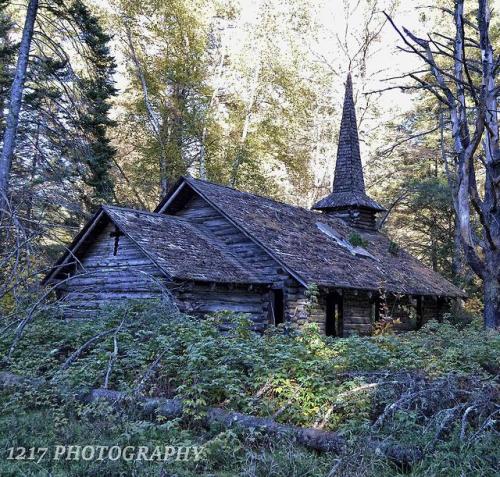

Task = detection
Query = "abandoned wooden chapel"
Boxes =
[44,74,465,336]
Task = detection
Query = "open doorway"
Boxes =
[326,292,343,337]
[271,289,285,326]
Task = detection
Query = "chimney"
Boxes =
[312,73,385,230]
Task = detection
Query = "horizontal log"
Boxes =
[62,292,164,301]
[0,372,345,453]
[62,285,162,294]
[181,303,264,313]
[82,258,154,267]
[178,291,265,301]
[344,317,371,324]
[178,210,220,220]
[60,276,163,287]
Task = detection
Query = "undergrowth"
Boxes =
[0,302,498,476]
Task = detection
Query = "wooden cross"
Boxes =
[109,228,124,256]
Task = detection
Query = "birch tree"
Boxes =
[0,0,38,217]
[386,0,499,329]
[124,19,170,195]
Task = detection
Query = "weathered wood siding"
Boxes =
[422,296,450,322]
[56,223,167,317]
[343,290,372,335]
[285,287,375,337]
[174,194,285,283]
[283,287,451,337]
[175,282,270,330]
[327,209,377,230]
[56,221,271,324]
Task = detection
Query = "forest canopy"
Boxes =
[0,2,498,475]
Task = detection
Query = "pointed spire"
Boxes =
[313,74,385,229]
[332,72,365,194]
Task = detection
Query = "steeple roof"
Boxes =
[313,74,385,213]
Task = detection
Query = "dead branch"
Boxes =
[133,349,167,396]
[103,318,125,389]
[54,327,119,376]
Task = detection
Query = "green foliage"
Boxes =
[63,0,117,206]
[348,232,368,248]
[2,304,498,422]
[388,240,400,255]
[0,303,498,475]
[378,320,500,376]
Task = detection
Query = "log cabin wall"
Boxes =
[173,194,287,284]
[282,288,449,337]
[326,208,377,231]
[422,296,450,322]
[56,222,272,324]
[56,223,167,318]
[293,291,451,336]
[283,279,309,328]
[342,290,372,336]
[174,281,270,330]
[284,287,374,336]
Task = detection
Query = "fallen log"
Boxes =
[0,371,433,467]
[1,372,344,453]
[89,388,344,452]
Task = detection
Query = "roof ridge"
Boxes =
[102,204,157,216]
[103,204,192,222]
[184,176,318,215]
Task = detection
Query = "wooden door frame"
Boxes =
[325,290,343,337]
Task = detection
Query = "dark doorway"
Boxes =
[326,292,343,337]
[370,293,381,323]
[416,296,423,329]
[271,289,285,326]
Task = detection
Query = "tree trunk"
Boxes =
[451,215,463,282]
[230,57,260,187]
[124,20,169,197]
[0,371,344,453]
[386,0,499,330]
[0,0,38,216]
[483,259,500,330]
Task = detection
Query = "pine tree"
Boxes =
[68,0,117,206]
[0,0,16,132]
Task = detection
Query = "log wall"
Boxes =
[56,223,167,318]
[174,282,270,331]
[174,195,285,283]
[282,287,452,336]
[343,290,372,336]
[422,296,450,322]
[56,222,271,325]
[284,287,374,337]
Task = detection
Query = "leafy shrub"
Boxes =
[0,303,498,476]
[348,232,368,248]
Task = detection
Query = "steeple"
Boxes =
[313,73,385,230]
